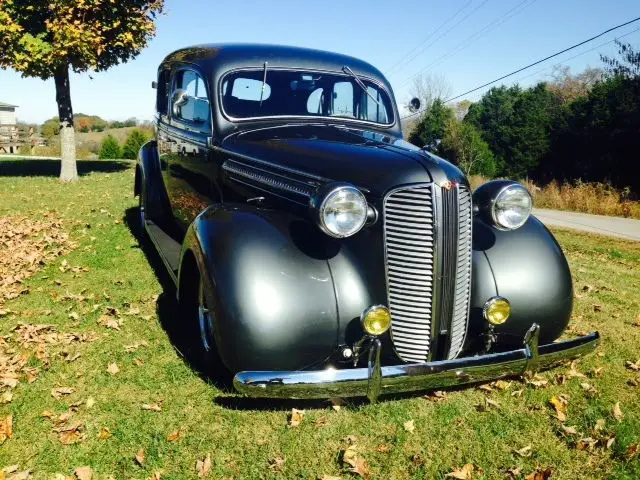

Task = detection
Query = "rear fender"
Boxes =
[178,205,340,372]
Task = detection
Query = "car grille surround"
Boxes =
[383,183,472,363]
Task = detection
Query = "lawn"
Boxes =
[0,159,639,480]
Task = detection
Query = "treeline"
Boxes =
[41,115,141,137]
[408,41,640,194]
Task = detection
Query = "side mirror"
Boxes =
[172,89,189,117]
[408,97,421,113]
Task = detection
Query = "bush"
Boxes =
[99,135,122,159]
[121,129,149,159]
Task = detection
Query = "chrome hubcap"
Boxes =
[197,281,214,352]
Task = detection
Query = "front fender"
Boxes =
[471,215,573,347]
[179,205,340,372]
[136,140,170,218]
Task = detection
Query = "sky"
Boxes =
[1,0,639,124]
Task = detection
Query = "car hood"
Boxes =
[221,125,463,197]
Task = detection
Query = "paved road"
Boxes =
[534,208,640,241]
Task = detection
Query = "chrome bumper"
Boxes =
[233,325,600,402]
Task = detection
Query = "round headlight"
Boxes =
[317,185,367,238]
[361,305,392,336]
[492,183,532,230]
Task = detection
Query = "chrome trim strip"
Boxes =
[222,159,315,197]
[233,331,600,401]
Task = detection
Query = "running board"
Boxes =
[145,220,181,285]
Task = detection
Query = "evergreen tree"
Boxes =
[408,99,454,149]
[99,135,122,160]
[121,129,149,160]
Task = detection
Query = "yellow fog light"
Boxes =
[361,305,392,336]
[483,297,511,325]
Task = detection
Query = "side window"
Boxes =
[156,69,170,115]
[174,70,210,126]
[332,82,354,118]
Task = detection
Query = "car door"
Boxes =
[164,67,220,236]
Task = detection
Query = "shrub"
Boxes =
[99,135,122,159]
[121,129,149,159]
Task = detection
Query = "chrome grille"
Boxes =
[447,185,472,359]
[383,183,473,363]
[383,185,435,363]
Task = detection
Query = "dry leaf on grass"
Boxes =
[288,408,304,428]
[476,397,500,411]
[445,464,476,479]
[425,390,447,402]
[514,444,533,457]
[524,467,555,480]
[148,473,162,480]
[613,402,623,421]
[0,415,13,444]
[625,443,640,460]
[403,420,415,433]
[98,426,112,440]
[106,362,119,375]
[195,454,211,478]
[549,395,569,422]
[625,360,640,371]
[166,430,183,442]
[135,448,145,466]
[4,470,31,480]
[57,422,84,445]
[141,403,162,412]
[329,397,346,411]
[268,456,286,472]
[320,476,343,480]
[74,466,92,480]
[376,444,392,454]
[85,397,95,409]
[560,425,579,436]
[51,387,74,399]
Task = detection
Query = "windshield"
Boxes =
[220,69,394,125]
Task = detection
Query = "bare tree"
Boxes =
[453,99,472,121]
[405,73,452,112]
[547,65,603,103]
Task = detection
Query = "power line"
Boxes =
[387,0,474,75]
[397,0,536,88]
[400,15,640,120]
[388,0,491,78]
[513,26,640,84]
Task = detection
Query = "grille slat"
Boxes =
[384,185,435,362]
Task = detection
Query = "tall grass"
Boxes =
[470,176,640,219]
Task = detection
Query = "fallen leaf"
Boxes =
[594,419,606,432]
[268,456,286,472]
[135,448,145,466]
[0,415,13,444]
[477,397,500,411]
[167,430,182,442]
[625,360,640,371]
[5,470,31,480]
[577,437,598,451]
[549,395,568,422]
[74,466,92,480]
[445,464,475,479]
[68,312,80,321]
[625,443,640,459]
[148,473,162,480]
[288,408,304,428]
[320,476,343,480]
[376,444,392,453]
[1,392,13,404]
[98,426,112,440]
[514,444,533,457]
[141,403,162,412]
[133,358,144,366]
[85,397,95,409]
[613,402,623,421]
[195,454,211,478]
[524,467,555,480]
[329,397,345,412]
[403,420,415,433]
[106,362,119,375]
[51,387,74,399]
[507,467,522,478]
[425,390,447,402]
[560,425,578,436]
[593,304,602,313]
[493,380,512,390]
[58,423,84,445]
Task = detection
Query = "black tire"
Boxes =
[181,266,230,383]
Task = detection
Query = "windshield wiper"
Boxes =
[260,61,268,107]
[342,65,380,107]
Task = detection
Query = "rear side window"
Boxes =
[173,70,211,126]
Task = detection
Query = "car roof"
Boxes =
[160,43,390,87]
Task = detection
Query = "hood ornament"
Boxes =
[440,180,457,191]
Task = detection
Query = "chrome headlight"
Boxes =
[312,183,368,238]
[492,183,532,230]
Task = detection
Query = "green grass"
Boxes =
[0,159,639,479]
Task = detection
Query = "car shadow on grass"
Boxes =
[0,159,132,177]
[123,207,235,395]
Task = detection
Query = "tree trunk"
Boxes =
[54,64,78,182]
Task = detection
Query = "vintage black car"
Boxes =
[135,44,599,402]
